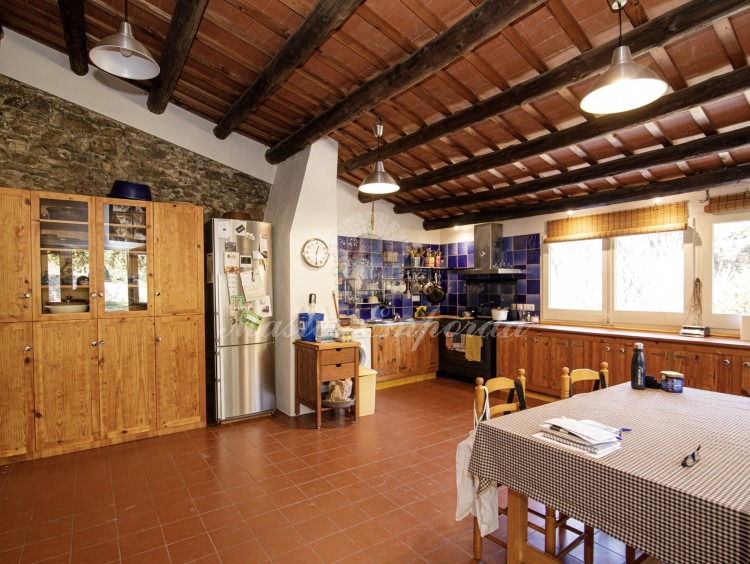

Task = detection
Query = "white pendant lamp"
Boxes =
[359,118,399,195]
[89,0,160,80]
[580,0,667,115]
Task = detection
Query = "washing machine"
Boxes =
[351,327,372,368]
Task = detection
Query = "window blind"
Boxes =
[545,201,688,243]
[704,191,750,214]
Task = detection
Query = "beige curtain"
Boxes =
[704,191,750,214]
[545,202,688,243]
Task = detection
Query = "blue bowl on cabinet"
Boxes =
[109,180,152,201]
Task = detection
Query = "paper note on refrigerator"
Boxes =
[224,251,240,273]
[238,308,262,331]
[239,270,264,300]
[216,219,231,239]
[255,295,273,317]
[226,273,240,298]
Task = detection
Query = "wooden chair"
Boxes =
[560,361,609,399]
[473,370,593,563]
[560,361,647,564]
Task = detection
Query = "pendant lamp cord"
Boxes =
[125,0,128,22]
[618,1,622,48]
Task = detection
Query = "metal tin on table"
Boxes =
[660,371,684,393]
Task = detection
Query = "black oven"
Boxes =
[437,318,497,382]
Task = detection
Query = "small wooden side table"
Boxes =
[294,340,360,428]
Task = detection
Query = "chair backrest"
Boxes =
[474,369,527,424]
[560,362,609,399]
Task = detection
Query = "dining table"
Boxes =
[468,383,750,564]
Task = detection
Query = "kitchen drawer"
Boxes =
[321,347,356,365]
[321,362,356,381]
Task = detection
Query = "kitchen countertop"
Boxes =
[359,316,749,348]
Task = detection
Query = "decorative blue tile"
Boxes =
[502,237,513,252]
[528,233,540,250]
[513,250,526,266]
[468,240,474,254]
[370,254,382,266]
[449,242,458,256]
[527,249,540,265]
[458,241,468,255]
[517,279,527,294]
[527,280,540,295]
[526,264,540,280]
[448,294,457,306]
[458,255,468,268]
[338,236,347,250]
[458,293,467,306]
[526,294,540,309]
[503,251,513,266]
[513,236,526,251]
[448,255,458,268]
[448,279,458,293]
[468,253,474,268]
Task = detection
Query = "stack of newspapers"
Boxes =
[533,416,622,457]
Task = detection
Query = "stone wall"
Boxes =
[0,76,272,219]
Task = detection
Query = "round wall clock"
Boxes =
[302,238,330,268]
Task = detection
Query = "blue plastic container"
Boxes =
[298,313,324,342]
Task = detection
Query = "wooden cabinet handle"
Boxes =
[619,348,625,353]
[24,345,31,351]
[90,292,97,297]
[674,353,688,360]
[23,293,30,299]
[604,346,611,352]
[156,337,162,342]
[91,341,98,347]
[35,412,42,418]
[99,341,105,347]
[743,362,750,368]
[155,291,161,296]
[98,292,104,297]
[336,363,342,367]
[722,359,731,366]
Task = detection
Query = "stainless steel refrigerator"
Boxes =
[205,218,275,422]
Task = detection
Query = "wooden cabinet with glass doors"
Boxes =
[0,187,204,464]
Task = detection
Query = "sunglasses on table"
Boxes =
[681,445,701,468]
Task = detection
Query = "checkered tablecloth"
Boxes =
[468,384,750,564]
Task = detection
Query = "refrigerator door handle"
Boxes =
[216,349,224,422]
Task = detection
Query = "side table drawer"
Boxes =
[321,347,356,365]
[321,362,356,381]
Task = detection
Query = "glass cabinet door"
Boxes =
[99,200,151,315]
[35,195,93,318]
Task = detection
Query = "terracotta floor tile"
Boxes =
[186,478,224,500]
[0,546,23,564]
[207,520,254,552]
[71,521,117,551]
[293,515,340,543]
[269,485,306,509]
[25,516,73,544]
[245,508,290,539]
[118,526,165,558]
[328,505,371,530]
[344,519,390,550]
[192,491,233,514]
[116,509,160,537]
[162,515,206,545]
[359,494,400,518]
[19,534,71,564]
[235,495,276,520]
[166,532,216,564]
[258,525,307,559]
[271,544,325,563]
[365,537,420,563]
[152,486,191,508]
[30,502,75,525]
[121,545,169,564]
[0,528,26,553]
[311,529,361,562]
[218,539,270,564]
[311,491,351,514]
[200,505,244,532]
[225,483,266,504]
[70,538,120,563]
[281,500,322,525]
[115,495,155,517]
[422,540,473,563]
[72,507,116,532]
[156,500,198,525]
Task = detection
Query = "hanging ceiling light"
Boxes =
[359,117,399,195]
[580,0,667,115]
[89,0,160,80]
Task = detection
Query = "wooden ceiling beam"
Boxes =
[396,64,750,193]
[422,163,750,230]
[148,0,209,114]
[547,0,592,52]
[264,0,548,164]
[57,0,88,76]
[394,125,750,215]
[343,0,747,179]
[212,0,364,139]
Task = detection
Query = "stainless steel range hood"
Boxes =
[467,223,525,275]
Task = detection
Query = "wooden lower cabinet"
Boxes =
[33,321,100,452]
[99,318,156,439]
[505,326,749,398]
[496,331,527,379]
[0,323,34,458]
[155,315,205,430]
[372,322,439,382]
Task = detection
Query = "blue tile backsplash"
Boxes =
[336,233,541,320]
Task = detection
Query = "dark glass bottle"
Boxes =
[631,342,646,390]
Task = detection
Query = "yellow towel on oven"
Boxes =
[465,335,483,362]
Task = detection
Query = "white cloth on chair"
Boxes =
[455,429,499,536]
